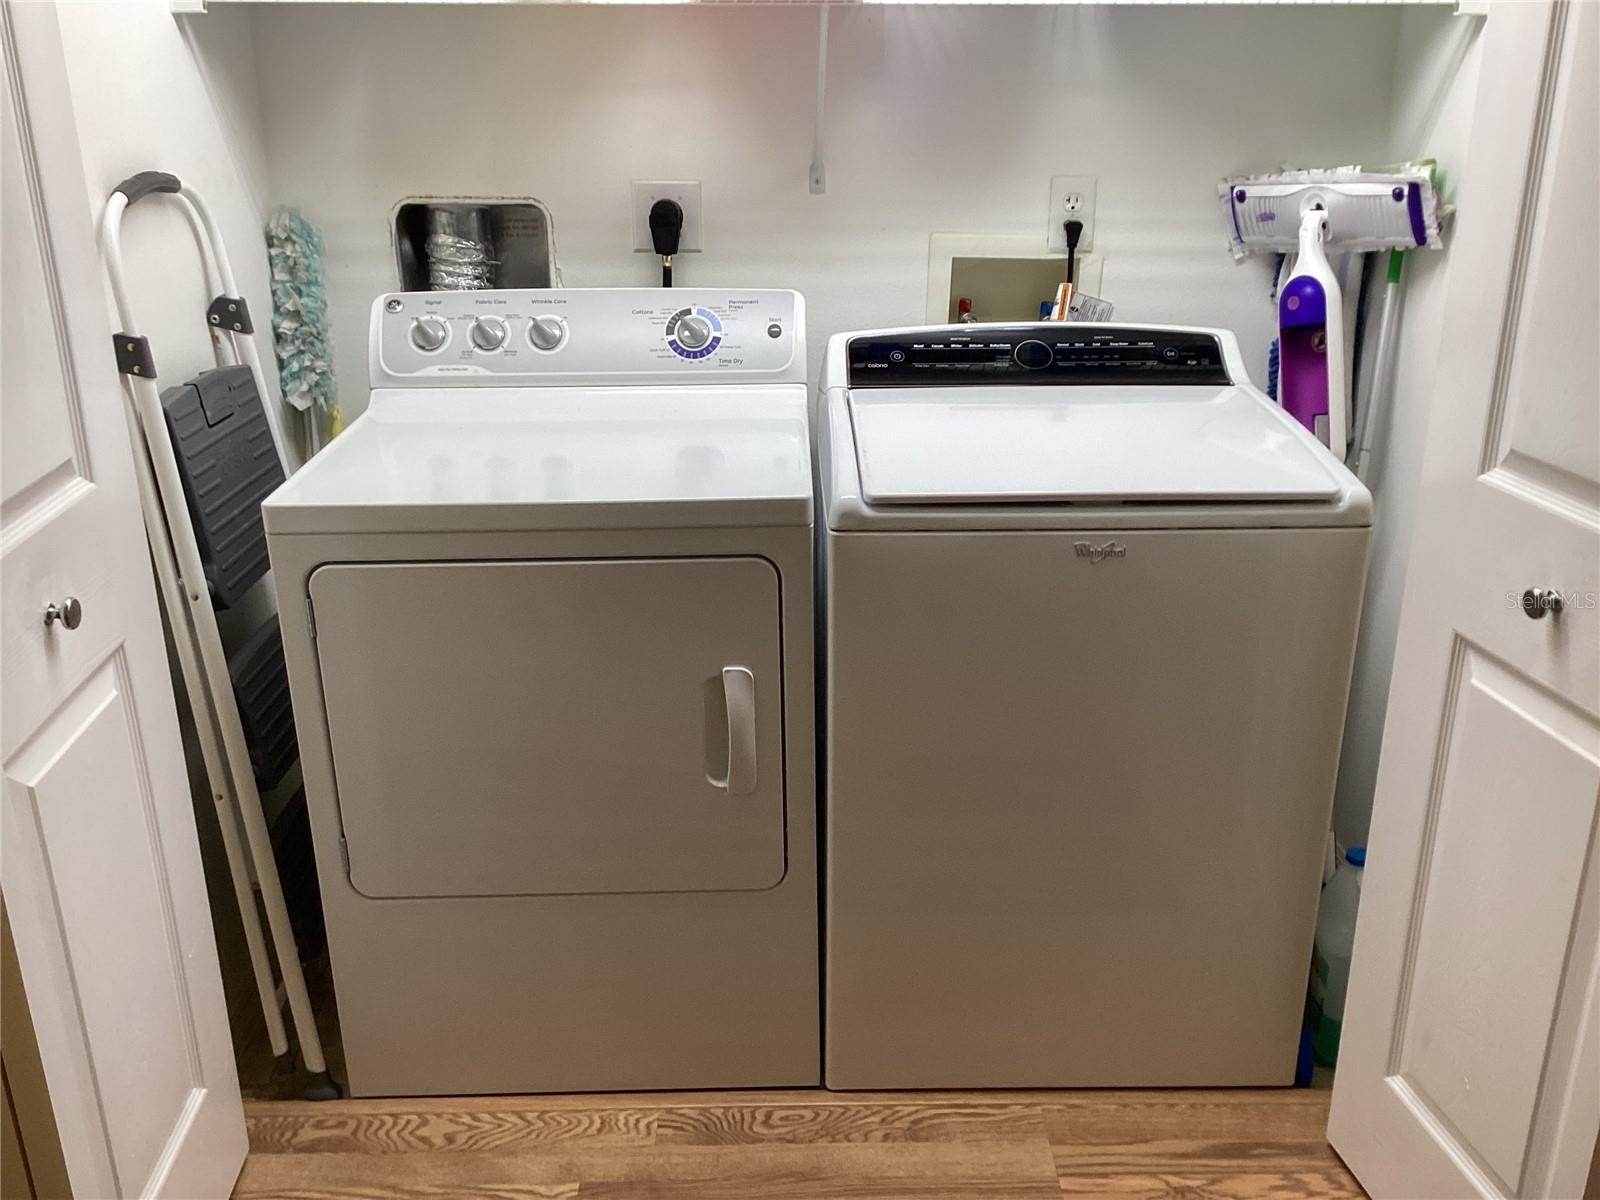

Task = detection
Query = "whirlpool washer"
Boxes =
[818,323,1372,1088]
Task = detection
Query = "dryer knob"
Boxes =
[410,315,449,352]
[469,316,507,351]
[676,314,714,350]
[529,315,567,351]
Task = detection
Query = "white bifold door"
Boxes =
[1328,2,1600,1197]
[1,3,246,1197]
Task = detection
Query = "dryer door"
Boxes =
[310,557,786,898]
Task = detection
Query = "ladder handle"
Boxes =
[113,170,181,205]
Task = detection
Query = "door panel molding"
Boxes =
[1480,0,1569,477]
[1386,642,1599,1192]
[1480,1,1599,526]
[0,0,90,539]
[8,653,214,1194]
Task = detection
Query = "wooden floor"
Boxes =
[236,1087,1365,1199]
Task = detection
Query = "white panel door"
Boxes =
[1327,3,1600,1198]
[0,4,245,1198]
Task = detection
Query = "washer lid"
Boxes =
[847,385,1345,506]
[263,385,812,534]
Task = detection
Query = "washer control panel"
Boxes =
[847,327,1230,387]
[374,289,801,387]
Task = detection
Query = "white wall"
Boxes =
[243,3,1407,417]
[1331,7,1485,849]
[55,0,279,425]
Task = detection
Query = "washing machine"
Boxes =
[265,288,818,1096]
[818,323,1372,1088]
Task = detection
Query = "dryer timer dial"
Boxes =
[470,316,508,351]
[528,315,568,352]
[410,315,449,352]
[675,314,714,350]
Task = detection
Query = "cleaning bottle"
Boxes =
[1308,845,1365,1066]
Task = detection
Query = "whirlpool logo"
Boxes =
[1074,540,1127,563]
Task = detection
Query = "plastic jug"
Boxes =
[1309,845,1365,1066]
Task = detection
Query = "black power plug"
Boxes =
[1064,218,1084,287]
[649,199,684,287]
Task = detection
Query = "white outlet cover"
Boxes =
[1045,174,1097,254]
[632,180,703,253]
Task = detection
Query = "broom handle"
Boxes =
[1351,250,1405,482]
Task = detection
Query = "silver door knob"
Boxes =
[43,597,82,630]
[1521,587,1563,619]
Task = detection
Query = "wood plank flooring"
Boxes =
[236,1088,1365,1199]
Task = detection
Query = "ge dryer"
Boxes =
[818,323,1372,1088]
[266,289,818,1095]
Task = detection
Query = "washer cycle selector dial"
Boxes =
[1014,340,1054,370]
[469,315,507,351]
[528,314,567,352]
[410,315,449,352]
[665,306,723,359]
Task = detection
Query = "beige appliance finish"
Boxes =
[818,323,1373,1088]
[266,289,818,1096]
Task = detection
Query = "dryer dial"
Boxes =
[675,314,713,350]
[470,316,508,351]
[665,306,723,359]
[528,315,568,352]
[410,315,449,352]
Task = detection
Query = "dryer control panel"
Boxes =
[372,288,803,387]
[847,327,1230,387]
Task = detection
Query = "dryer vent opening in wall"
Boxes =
[392,197,555,291]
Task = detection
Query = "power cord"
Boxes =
[1064,219,1084,288]
[650,199,684,287]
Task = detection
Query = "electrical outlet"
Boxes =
[1045,175,1097,254]
[632,181,703,253]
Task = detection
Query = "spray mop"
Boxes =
[1221,165,1445,464]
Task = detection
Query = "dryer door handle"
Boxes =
[711,666,758,797]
